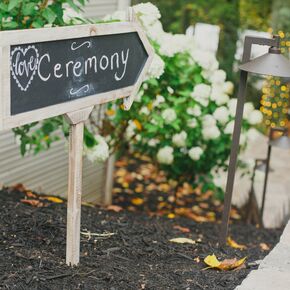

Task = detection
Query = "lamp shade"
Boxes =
[269,135,290,149]
[239,50,290,78]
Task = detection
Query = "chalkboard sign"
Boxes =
[10,32,147,115]
[0,22,153,129]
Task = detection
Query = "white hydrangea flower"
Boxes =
[140,106,150,115]
[188,146,203,161]
[239,133,247,146]
[145,20,165,43]
[85,135,109,163]
[153,94,165,107]
[202,126,221,140]
[223,81,234,95]
[211,85,230,106]
[133,3,161,28]
[146,53,165,80]
[186,105,201,116]
[225,120,235,134]
[191,50,219,72]
[162,108,177,124]
[213,106,230,124]
[158,33,193,57]
[167,86,174,94]
[157,146,174,165]
[202,114,217,127]
[172,131,187,147]
[125,120,137,139]
[210,69,226,84]
[228,98,238,116]
[243,102,255,119]
[248,110,263,125]
[191,84,211,106]
[187,118,198,128]
[246,128,259,142]
[148,138,160,147]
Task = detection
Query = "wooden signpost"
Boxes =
[0,10,153,265]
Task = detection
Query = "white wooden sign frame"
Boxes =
[0,10,154,266]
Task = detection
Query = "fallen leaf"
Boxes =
[131,197,144,206]
[107,205,123,212]
[204,254,246,271]
[20,199,44,207]
[173,225,190,233]
[259,243,270,251]
[204,254,221,268]
[26,191,37,198]
[169,237,196,245]
[40,196,63,203]
[167,213,175,219]
[12,183,27,192]
[227,237,246,250]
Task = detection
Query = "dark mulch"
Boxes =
[0,188,282,290]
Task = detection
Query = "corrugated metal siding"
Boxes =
[83,0,119,19]
[0,130,106,203]
[0,0,130,203]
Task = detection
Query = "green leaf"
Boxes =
[66,0,81,12]
[22,3,36,16]
[42,7,57,24]
[32,18,44,28]
[8,0,20,11]
[2,21,18,29]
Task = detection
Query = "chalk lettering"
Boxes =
[38,54,51,82]
[100,55,109,70]
[54,63,63,78]
[115,49,130,81]
[73,61,82,77]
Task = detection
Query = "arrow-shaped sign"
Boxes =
[0,11,154,130]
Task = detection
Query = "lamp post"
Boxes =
[260,127,290,221]
[219,34,290,245]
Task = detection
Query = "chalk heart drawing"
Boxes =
[10,45,39,92]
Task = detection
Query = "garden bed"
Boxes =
[0,187,282,290]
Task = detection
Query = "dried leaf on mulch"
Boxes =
[227,237,247,250]
[204,254,247,271]
[173,225,191,233]
[169,237,196,245]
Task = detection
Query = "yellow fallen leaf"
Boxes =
[204,254,246,271]
[204,254,221,268]
[41,196,63,203]
[131,197,144,206]
[169,237,196,245]
[227,237,246,250]
[219,257,247,270]
[167,213,175,219]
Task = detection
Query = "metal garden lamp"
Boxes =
[219,35,290,245]
[260,127,290,221]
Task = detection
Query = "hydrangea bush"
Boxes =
[8,2,263,197]
[103,3,263,195]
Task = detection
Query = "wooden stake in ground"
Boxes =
[65,107,94,266]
